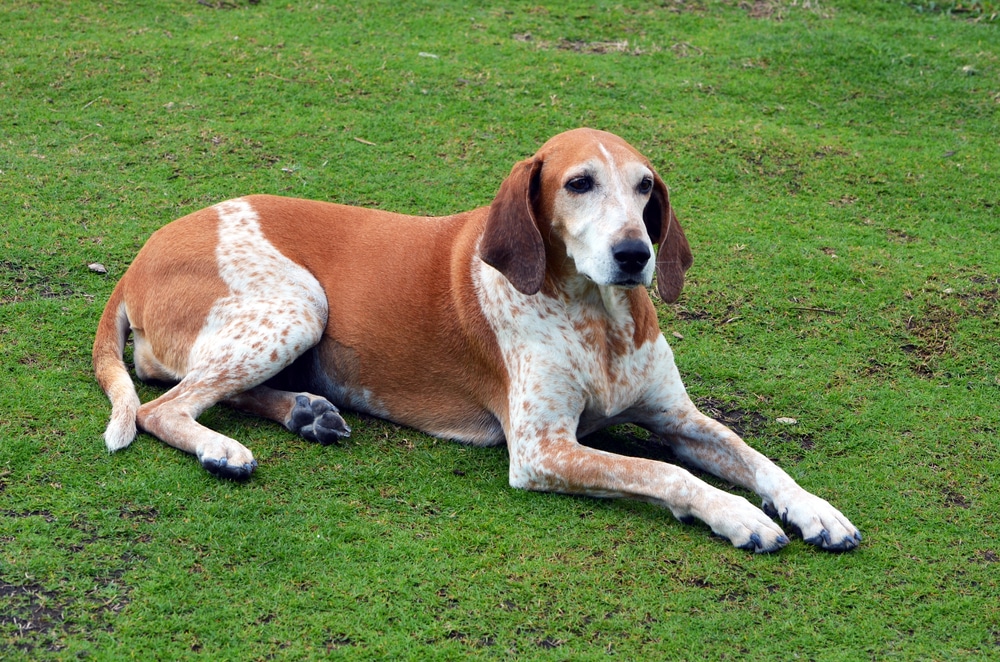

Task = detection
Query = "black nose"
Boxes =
[612,239,651,275]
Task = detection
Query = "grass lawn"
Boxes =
[2,0,998,658]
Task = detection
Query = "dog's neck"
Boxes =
[535,234,639,326]
[546,271,638,327]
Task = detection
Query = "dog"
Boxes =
[93,128,860,552]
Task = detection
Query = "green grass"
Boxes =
[2,0,998,658]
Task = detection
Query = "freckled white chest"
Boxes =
[475,261,664,427]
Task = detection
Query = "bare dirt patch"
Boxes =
[1,512,135,655]
[901,276,998,376]
[740,0,831,20]
[512,34,652,56]
[0,261,80,304]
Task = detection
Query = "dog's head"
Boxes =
[481,128,692,303]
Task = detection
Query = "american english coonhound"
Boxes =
[94,128,861,552]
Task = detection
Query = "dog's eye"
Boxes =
[565,176,593,194]
[637,177,653,195]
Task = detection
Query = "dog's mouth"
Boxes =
[611,277,645,289]
[581,270,649,290]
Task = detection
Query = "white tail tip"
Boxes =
[104,393,140,452]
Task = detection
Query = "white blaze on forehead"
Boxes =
[597,142,652,194]
[597,143,629,208]
[598,142,616,169]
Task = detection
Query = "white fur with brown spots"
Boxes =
[93,128,860,551]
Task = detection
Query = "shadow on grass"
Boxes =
[580,396,778,465]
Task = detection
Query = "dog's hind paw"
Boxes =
[201,456,258,481]
[288,395,351,445]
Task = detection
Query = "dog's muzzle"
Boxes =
[612,239,651,282]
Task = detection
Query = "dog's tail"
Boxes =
[93,285,140,452]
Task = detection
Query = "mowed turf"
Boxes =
[1,1,998,659]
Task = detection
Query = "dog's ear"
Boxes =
[481,157,546,295]
[644,173,693,303]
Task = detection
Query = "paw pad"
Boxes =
[288,395,351,445]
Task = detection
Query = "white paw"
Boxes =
[764,491,861,552]
[688,493,789,553]
[197,441,257,481]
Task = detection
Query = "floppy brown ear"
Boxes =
[643,174,693,303]
[480,158,546,295]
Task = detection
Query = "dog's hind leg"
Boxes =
[136,308,327,479]
[137,375,260,480]
[138,286,329,478]
[136,271,329,479]
[123,197,335,478]
[224,386,351,445]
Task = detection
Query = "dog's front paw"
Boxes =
[692,493,789,554]
[763,493,861,552]
[288,395,351,445]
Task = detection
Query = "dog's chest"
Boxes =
[476,265,661,421]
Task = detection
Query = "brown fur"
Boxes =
[245,196,510,439]
[92,128,859,553]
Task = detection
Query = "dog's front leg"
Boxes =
[646,397,861,551]
[506,422,790,553]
